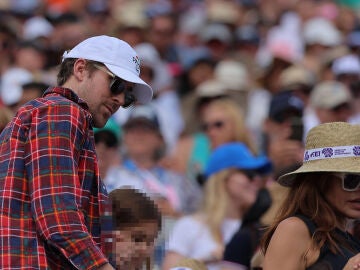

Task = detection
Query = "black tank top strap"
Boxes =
[294,214,330,266]
[294,214,360,269]
[295,214,317,236]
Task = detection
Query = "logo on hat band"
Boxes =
[304,145,360,162]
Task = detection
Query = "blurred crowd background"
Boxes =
[1,0,360,269]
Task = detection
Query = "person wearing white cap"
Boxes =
[308,80,353,130]
[0,35,152,270]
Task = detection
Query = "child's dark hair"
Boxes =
[109,188,162,230]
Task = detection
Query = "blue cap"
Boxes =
[204,142,272,178]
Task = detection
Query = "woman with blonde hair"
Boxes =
[201,98,256,152]
[261,122,360,269]
[169,97,257,186]
[162,143,271,270]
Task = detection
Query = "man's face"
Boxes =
[316,103,353,124]
[78,62,135,127]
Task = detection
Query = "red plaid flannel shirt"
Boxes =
[0,87,112,269]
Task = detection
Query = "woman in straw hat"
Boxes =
[261,122,360,269]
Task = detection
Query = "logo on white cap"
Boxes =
[132,56,140,73]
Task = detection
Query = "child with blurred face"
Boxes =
[109,188,162,270]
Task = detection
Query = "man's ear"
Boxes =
[73,59,88,82]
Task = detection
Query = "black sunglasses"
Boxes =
[241,170,259,181]
[201,120,225,132]
[342,174,360,192]
[93,64,136,108]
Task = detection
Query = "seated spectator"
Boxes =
[308,80,353,131]
[169,97,256,186]
[105,105,201,269]
[261,91,305,224]
[105,105,200,216]
[251,90,305,269]
[109,188,162,270]
[163,142,271,270]
[261,122,360,269]
[332,54,360,89]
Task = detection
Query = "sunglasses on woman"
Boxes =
[201,120,225,132]
[341,174,360,192]
[241,170,259,181]
[93,63,136,108]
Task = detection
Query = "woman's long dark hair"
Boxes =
[261,173,348,256]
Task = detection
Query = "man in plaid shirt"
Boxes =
[0,36,153,269]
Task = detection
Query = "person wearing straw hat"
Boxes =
[261,122,360,270]
[0,35,153,270]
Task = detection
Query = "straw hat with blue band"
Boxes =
[278,122,360,187]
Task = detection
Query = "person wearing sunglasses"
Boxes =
[0,35,152,270]
[261,122,360,270]
[163,142,271,270]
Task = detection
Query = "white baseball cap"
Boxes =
[0,68,33,106]
[23,16,54,40]
[332,54,360,75]
[303,17,342,46]
[62,35,153,104]
[310,81,351,109]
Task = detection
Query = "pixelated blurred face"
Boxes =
[201,107,235,148]
[226,171,258,212]
[114,222,159,269]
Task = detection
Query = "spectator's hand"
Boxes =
[154,197,180,217]
[343,253,360,270]
[268,139,304,173]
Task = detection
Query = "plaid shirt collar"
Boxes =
[43,87,89,111]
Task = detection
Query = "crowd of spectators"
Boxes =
[1,0,360,269]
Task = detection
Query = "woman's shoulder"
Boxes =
[263,216,317,269]
[269,216,313,250]
[276,216,312,236]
